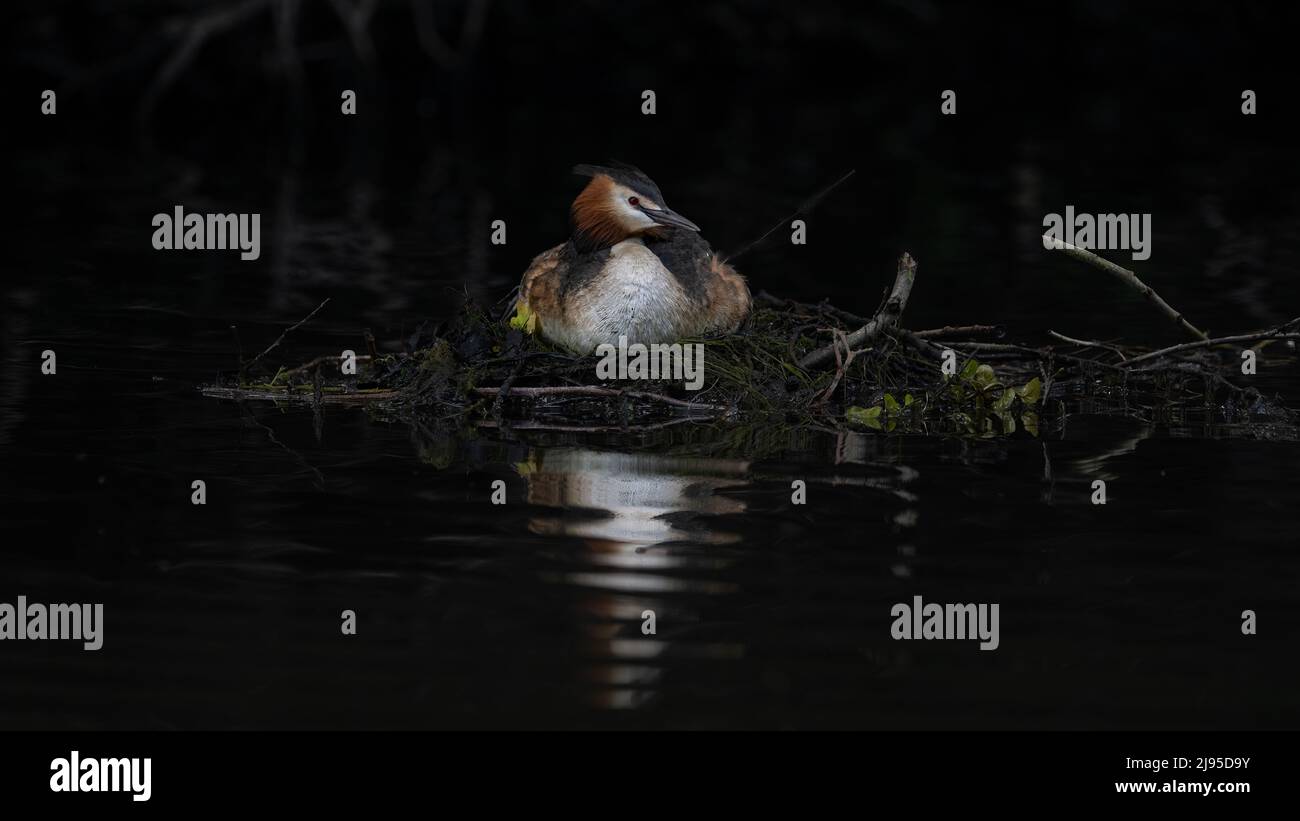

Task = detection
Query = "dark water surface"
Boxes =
[4,2,1300,729]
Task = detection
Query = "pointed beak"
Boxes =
[645,206,701,232]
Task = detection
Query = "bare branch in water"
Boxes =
[241,298,331,378]
[1043,234,1209,341]
[1121,318,1300,368]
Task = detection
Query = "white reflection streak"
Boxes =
[520,448,749,709]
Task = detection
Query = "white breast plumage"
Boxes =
[561,239,692,351]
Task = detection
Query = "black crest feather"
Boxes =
[572,162,666,205]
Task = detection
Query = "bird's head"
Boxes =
[570,163,700,251]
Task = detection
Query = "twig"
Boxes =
[755,290,873,327]
[472,385,727,414]
[1043,234,1209,341]
[241,298,331,376]
[1039,352,1057,409]
[273,352,372,383]
[1121,319,1300,368]
[203,386,399,404]
[891,328,948,358]
[1129,361,1247,394]
[814,328,863,404]
[1047,330,1128,360]
[913,324,1003,340]
[787,323,819,365]
[945,340,1129,373]
[492,358,527,424]
[797,253,916,371]
[726,169,856,264]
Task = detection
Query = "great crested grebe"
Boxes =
[512,163,751,354]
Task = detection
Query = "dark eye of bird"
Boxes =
[628,196,640,206]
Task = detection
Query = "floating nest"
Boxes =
[203,252,1300,440]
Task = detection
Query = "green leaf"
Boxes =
[959,358,980,381]
[1021,411,1039,437]
[993,388,1016,411]
[996,411,1016,434]
[973,364,997,390]
[846,405,883,430]
[883,394,901,413]
[1017,377,1043,406]
[903,393,915,407]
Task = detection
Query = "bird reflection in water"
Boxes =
[518,448,749,709]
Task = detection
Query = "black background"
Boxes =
[2,0,1298,780]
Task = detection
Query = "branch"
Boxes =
[241,297,331,377]
[1120,317,1300,368]
[942,339,1128,373]
[1043,234,1209,341]
[797,252,916,371]
[273,352,372,383]
[1047,330,1128,360]
[913,324,1003,340]
[203,386,398,404]
[755,290,872,327]
[471,385,728,414]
